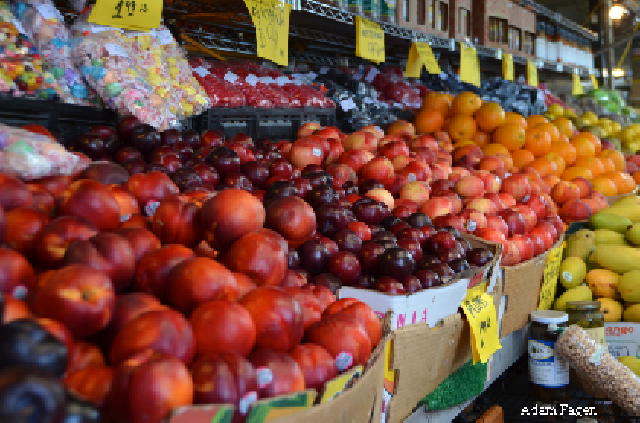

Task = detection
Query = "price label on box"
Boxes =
[89,0,161,30]
[502,53,514,81]
[573,71,584,96]
[538,242,565,311]
[244,0,291,66]
[590,73,599,88]
[404,42,441,78]
[459,43,480,87]
[355,16,385,64]
[461,291,501,364]
[526,60,538,87]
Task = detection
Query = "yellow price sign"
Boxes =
[244,0,291,66]
[538,242,565,311]
[404,42,441,78]
[355,16,385,64]
[89,0,162,30]
[590,74,599,89]
[502,53,514,81]
[461,292,501,364]
[459,43,480,87]
[526,60,538,87]
[572,72,584,96]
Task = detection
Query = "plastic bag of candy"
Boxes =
[11,0,99,106]
[70,12,178,130]
[0,123,90,180]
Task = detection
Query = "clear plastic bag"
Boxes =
[0,123,90,180]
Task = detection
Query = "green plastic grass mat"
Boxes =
[418,360,487,411]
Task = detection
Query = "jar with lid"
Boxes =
[566,301,605,344]
[528,310,570,404]
[535,21,546,60]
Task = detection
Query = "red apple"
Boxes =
[497,209,526,237]
[290,344,338,392]
[34,216,98,269]
[265,196,316,248]
[305,313,372,368]
[108,185,140,221]
[80,162,129,185]
[123,171,180,215]
[133,244,195,300]
[190,300,256,357]
[58,180,121,231]
[167,257,239,315]
[32,264,116,338]
[239,286,304,352]
[360,157,395,188]
[510,234,534,261]
[25,183,55,215]
[64,365,114,408]
[282,287,323,330]
[150,196,201,247]
[190,353,257,406]
[37,175,73,198]
[248,349,305,398]
[110,309,195,365]
[225,229,288,287]
[501,240,522,266]
[201,130,225,148]
[0,246,35,298]
[67,340,106,374]
[115,227,161,261]
[62,233,136,293]
[0,173,33,210]
[323,301,381,347]
[339,150,373,174]
[289,139,324,169]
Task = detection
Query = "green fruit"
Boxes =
[626,224,640,246]
[618,356,640,376]
[564,229,596,260]
[617,270,640,303]
[594,245,640,274]
[559,257,587,289]
[554,285,593,311]
[595,229,627,245]
[585,251,601,271]
[589,212,633,233]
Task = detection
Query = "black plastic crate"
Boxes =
[191,107,336,141]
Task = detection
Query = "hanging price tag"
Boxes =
[244,0,291,66]
[526,60,538,87]
[538,242,565,311]
[502,53,514,81]
[573,71,584,96]
[405,42,441,78]
[355,16,385,64]
[590,73,599,89]
[459,43,480,87]
[461,292,501,364]
[88,0,161,31]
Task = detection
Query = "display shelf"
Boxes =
[517,0,598,41]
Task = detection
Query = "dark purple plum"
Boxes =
[221,173,253,192]
[182,129,201,148]
[305,171,334,188]
[171,168,203,191]
[122,158,146,175]
[161,128,182,146]
[402,276,422,293]
[427,263,455,280]
[206,146,240,177]
[172,142,195,163]
[396,239,423,263]
[382,216,402,231]
[312,273,341,295]
[377,247,416,280]
[405,212,432,228]
[358,242,385,275]
[298,240,331,276]
[269,158,293,180]
[353,275,376,289]
[301,164,324,178]
[306,185,339,209]
[359,179,384,193]
[241,161,270,189]
[466,248,494,267]
[416,269,442,289]
[328,251,361,285]
[371,231,396,243]
[449,258,470,274]
[395,227,425,243]
[333,230,363,254]
[375,277,405,294]
[292,178,313,199]
[266,180,298,200]
[315,204,354,237]
[131,124,161,156]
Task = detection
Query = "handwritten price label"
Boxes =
[244,0,291,66]
[404,42,441,78]
[502,53,514,81]
[459,43,480,87]
[526,60,538,87]
[572,71,584,96]
[590,74,599,89]
[461,292,501,364]
[538,242,565,311]
[89,0,161,30]
[355,16,385,64]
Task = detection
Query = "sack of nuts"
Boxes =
[556,325,640,416]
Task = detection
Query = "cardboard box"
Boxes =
[472,0,509,49]
[500,237,564,338]
[606,323,640,358]
[449,0,472,41]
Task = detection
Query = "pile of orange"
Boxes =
[416,91,637,197]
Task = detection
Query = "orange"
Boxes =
[526,115,548,128]
[533,122,561,143]
[421,92,451,116]
[553,117,575,138]
[549,142,577,166]
[493,123,526,151]
[511,149,535,170]
[453,145,482,161]
[450,91,482,116]
[572,132,602,155]
[556,134,570,144]
[504,112,528,130]
[571,137,596,159]
[453,140,476,149]
[603,171,636,194]
[415,109,444,134]
[574,157,605,178]
[598,156,616,173]
[591,177,618,196]
[543,153,566,176]
[482,143,510,157]
[472,131,490,148]
[474,102,505,133]
[529,157,558,178]
[447,115,477,141]
[524,129,552,157]
[562,166,593,181]
[543,174,561,189]
[633,170,640,185]
[599,150,625,172]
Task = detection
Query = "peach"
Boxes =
[436,150,453,165]
[420,197,454,219]
[466,198,497,215]
[387,120,415,138]
[511,205,537,233]
[501,175,531,202]
[483,193,505,213]
[344,132,378,153]
[339,150,373,174]
[486,215,509,238]
[365,188,394,210]
[559,199,593,222]
[501,240,522,266]
[443,193,463,214]
[399,181,430,206]
[410,134,438,151]
[459,210,488,232]
[570,177,593,199]
[431,163,451,181]
[478,156,505,172]
[525,195,550,220]
[378,135,403,150]
[540,193,558,216]
[359,157,395,188]
[542,175,560,189]
[475,227,506,245]
[475,170,501,194]
[392,155,412,172]
[550,181,581,205]
[297,122,321,138]
[454,175,485,199]
[360,125,385,140]
[394,199,419,214]
[448,167,472,183]
[498,193,516,208]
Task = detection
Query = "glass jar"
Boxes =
[528,310,570,404]
[566,301,605,344]
[535,21,546,60]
